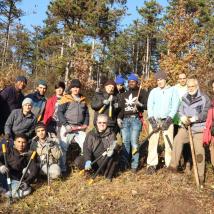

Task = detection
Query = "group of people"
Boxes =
[0,71,213,199]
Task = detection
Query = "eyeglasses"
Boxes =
[97,122,107,124]
[179,78,186,80]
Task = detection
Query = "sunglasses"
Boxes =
[97,122,107,124]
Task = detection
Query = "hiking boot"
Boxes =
[167,166,178,173]
[184,162,191,175]
[131,168,138,174]
[147,166,156,175]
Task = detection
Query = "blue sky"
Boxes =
[20,0,168,31]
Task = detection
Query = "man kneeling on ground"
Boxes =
[81,114,120,180]
[30,122,62,179]
[0,134,39,198]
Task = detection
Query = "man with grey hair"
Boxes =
[4,98,36,140]
[82,114,119,180]
[169,78,210,185]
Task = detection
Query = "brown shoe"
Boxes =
[167,166,178,173]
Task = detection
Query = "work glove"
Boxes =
[0,165,9,174]
[189,116,198,123]
[84,160,92,171]
[148,117,158,130]
[134,100,143,107]
[65,124,72,133]
[22,167,31,175]
[162,117,173,131]
[113,103,119,108]
[180,116,191,126]
[103,99,110,105]
[117,118,123,128]
[5,134,10,142]
[106,147,114,157]
[48,141,55,148]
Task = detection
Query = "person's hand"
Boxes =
[117,118,123,128]
[22,167,31,175]
[113,103,119,108]
[106,148,114,157]
[180,116,190,126]
[148,117,158,130]
[162,117,173,130]
[0,165,9,174]
[65,124,72,133]
[84,160,92,170]
[103,99,110,105]
[189,116,198,123]
[5,134,10,141]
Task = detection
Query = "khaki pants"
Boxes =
[147,124,174,167]
[170,128,205,180]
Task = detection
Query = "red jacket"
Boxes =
[203,99,214,144]
[43,95,57,125]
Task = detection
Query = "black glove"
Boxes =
[148,117,158,130]
[162,117,173,130]
[5,134,10,141]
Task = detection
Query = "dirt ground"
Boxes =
[1,166,214,214]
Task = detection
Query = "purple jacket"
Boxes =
[178,90,211,133]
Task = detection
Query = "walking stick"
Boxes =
[188,125,200,189]
[13,151,37,198]
[46,146,50,190]
[2,143,13,204]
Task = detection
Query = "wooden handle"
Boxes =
[188,126,200,188]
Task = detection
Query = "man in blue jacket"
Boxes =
[147,71,179,174]
[26,80,47,122]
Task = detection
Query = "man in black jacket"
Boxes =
[83,114,119,179]
[0,134,39,198]
[91,80,120,134]
[0,76,27,134]
[117,73,148,172]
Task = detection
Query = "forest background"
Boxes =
[0,0,213,96]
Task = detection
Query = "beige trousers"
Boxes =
[170,128,205,180]
[147,124,174,167]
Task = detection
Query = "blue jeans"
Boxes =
[0,174,31,198]
[121,116,142,169]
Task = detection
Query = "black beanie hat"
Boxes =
[104,80,116,88]
[70,79,81,89]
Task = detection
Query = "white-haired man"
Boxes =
[169,78,210,185]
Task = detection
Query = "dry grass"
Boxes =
[1,167,214,214]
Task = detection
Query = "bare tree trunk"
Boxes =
[89,39,95,80]
[145,36,150,79]
[60,34,65,57]
[135,42,139,74]
[1,1,14,67]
